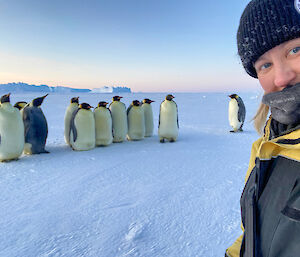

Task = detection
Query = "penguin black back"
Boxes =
[23,104,48,154]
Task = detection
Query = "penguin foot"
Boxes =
[0,158,19,162]
[238,128,243,132]
[230,130,236,133]
[160,138,165,143]
[170,139,175,143]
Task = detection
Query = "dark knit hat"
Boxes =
[237,0,300,78]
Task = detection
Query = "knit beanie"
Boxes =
[237,0,300,78]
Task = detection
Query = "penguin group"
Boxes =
[64,94,179,151]
[0,93,49,162]
[0,92,179,161]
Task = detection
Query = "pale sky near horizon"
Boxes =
[0,0,260,92]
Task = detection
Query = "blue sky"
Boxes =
[0,0,259,92]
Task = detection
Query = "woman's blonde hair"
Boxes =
[253,102,269,135]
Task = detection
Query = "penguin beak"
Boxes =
[43,94,49,98]
[119,96,123,99]
[150,100,155,103]
[7,93,11,97]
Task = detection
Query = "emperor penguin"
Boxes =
[109,96,128,143]
[70,103,95,151]
[127,100,145,141]
[94,101,113,146]
[0,93,25,161]
[158,94,179,143]
[141,98,155,137]
[64,97,79,146]
[14,101,27,110]
[22,94,49,154]
[228,94,246,132]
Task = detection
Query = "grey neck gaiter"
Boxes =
[262,83,300,125]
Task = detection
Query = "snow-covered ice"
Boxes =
[0,92,262,257]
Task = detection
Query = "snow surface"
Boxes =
[0,92,262,257]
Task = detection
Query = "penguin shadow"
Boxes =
[228,129,256,135]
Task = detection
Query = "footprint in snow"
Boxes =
[125,222,145,241]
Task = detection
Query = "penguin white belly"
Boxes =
[110,103,128,142]
[0,106,24,161]
[127,107,145,141]
[142,104,154,137]
[64,103,78,145]
[158,101,178,140]
[70,110,95,151]
[228,99,242,131]
[94,108,113,146]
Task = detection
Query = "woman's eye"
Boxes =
[260,63,271,70]
[289,46,300,55]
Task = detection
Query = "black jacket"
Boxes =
[227,118,300,257]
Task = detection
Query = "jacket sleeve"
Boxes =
[225,137,263,257]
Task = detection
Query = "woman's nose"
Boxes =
[273,63,297,89]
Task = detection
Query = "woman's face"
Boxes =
[254,38,300,94]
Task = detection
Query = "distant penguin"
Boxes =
[127,100,145,141]
[0,93,25,161]
[70,103,95,151]
[109,96,128,143]
[22,94,49,154]
[64,97,79,146]
[158,94,179,143]
[141,98,155,137]
[14,101,27,110]
[94,101,113,146]
[228,94,246,132]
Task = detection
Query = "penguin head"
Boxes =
[0,93,11,104]
[112,96,122,101]
[32,94,48,107]
[79,103,93,110]
[143,98,155,104]
[165,94,175,101]
[98,101,109,107]
[132,100,141,107]
[14,101,27,110]
[71,97,79,104]
[228,94,239,99]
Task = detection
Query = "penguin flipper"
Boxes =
[158,102,162,128]
[127,104,133,116]
[175,101,179,128]
[237,98,246,123]
[23,107,34,143]
[70,109,79,142]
